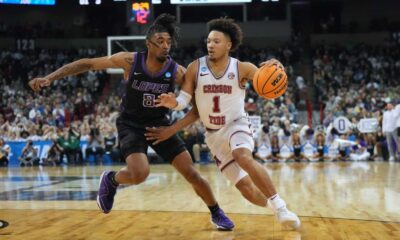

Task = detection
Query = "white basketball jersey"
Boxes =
[195,56,246,129]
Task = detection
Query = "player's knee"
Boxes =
[234,154,255,171]
[236,178,254,198]
[129,169,149,184]
[131,172,149,184]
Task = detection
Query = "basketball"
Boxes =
[253,65,288,100]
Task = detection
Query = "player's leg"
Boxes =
[97,153,149,214]
[349,153,358,161]
[397,128,400,160]
[230,132,300,230]
[172,151,216,206]
[222,163,299,211]
[360,151,371,161]
[385,132,396,161]
[115,153,150,184]
[390,130,400,160]
[232,149,277,198]
[153,134,234,231]
[114,119,151,184]
[221,163,266,207]
[97,119,150,214]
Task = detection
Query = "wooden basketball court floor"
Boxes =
[0,162,399,240]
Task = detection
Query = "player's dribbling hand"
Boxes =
[28,77,52,92]
[259,58,285,70]
[154,92,177,109]
[145,126,175,145]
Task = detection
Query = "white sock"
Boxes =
[267,194,286,212]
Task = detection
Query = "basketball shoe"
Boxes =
[211,209,235,231]
[97,171,118,214]
[275,207,301,230]
[268,195,301,230]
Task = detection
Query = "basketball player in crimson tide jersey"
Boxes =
[28,14,234,231]
[146,18,301,230]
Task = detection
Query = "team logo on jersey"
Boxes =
[228,72,235,80]
[165,72,171,78]
[200,67,209,76]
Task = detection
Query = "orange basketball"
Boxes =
[253,65,288,100]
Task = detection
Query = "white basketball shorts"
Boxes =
[204,117,255,184]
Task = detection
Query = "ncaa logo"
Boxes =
[165,72,171,78]
[228,72,235,80]
[201,67,207,72]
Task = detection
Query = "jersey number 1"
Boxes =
[212,96,220,113]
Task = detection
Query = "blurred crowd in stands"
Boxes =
[316,17,400,33]
[1,36,400,167]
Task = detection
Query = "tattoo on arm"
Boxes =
[47,61,92,82]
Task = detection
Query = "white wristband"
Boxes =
[173,90,192,110]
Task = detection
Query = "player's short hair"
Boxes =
[146,13,179,46]
[207,17,243,51]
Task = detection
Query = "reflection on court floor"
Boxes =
[0,162,399,239]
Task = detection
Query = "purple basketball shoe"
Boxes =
[96,171,118,214]
[211,208,234,231]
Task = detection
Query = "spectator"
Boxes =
[365,134,378,161]
[44,138,63,166]
[337,134,351,161]
[289,133,303,162]
[85,127,104,164]
[67,125,83,164]
[19,140,39,166]
[312,133,329,161]
[57,127,69,164]
[349,135,371,161]
[376,131,389,161]
[267,135,281,162]
[382,102,400,161]
[0,138,10,167]
[254,127,271,162]
[103,126,120,162]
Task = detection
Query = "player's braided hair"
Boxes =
[207,17,243,51]
[146,13,179,46]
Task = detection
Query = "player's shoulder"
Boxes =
[187,58,200,71]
